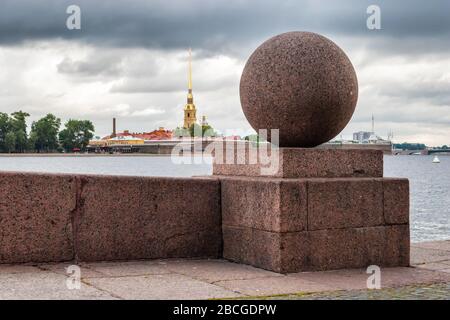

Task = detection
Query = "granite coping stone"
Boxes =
[213,147,383,178]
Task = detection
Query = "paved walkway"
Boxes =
[270,283,450,300]
[0,241,449,299]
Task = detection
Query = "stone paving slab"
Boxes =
[411,247,450,265]
[214,276,338,296]
[0,271,116,300]
[162,259,283,283]
[414,262,450,272]
[84,274,244,300]
[412,240,450,251]
[83,261,172,277]
[38,262,106,278]
[0,241,449,299]
[287,269,376,291]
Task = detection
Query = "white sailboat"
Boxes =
[432,155,440,163]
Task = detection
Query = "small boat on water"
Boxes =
[432,155,440,163]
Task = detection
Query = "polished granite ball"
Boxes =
[240,31,358,147]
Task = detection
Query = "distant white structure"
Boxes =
[352,115,390,144]
[353,131,372,143]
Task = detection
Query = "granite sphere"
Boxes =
[240,31,358,147]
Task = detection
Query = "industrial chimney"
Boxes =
[112,118,117,138]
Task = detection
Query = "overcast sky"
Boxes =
[1,0,449,145]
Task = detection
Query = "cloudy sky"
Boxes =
[0,0,449,145]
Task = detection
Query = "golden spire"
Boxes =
[183,48,196,129]
[186,48,194,106]
[183,48,197,128]
[188,47,192,91]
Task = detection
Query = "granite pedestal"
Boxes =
[215,147,410,273]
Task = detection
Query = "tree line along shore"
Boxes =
[0,111,94,153]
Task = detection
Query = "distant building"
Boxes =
[353,131,372,143]
[99,118,174,142]
[89,135,145,147]
[352,131,389,144]
[107,136,145,146]
[102,128,173,141]
[352,115,391,144]
[134,128,173,140]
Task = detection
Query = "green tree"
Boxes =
[188,123,216,137]
[393,143,426,150]
[173,127,190,137]
[0,112,10,152]
[189,123,202,137]
[4,131,16,153]
[59,119,95,152]
[9,111,30,152]
[201,125,216,137]
[29,114,61,152]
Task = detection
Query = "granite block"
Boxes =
[222,226,282,272]
[281,148,382,178]
[213,147,383,178]
[221,177,307,232]
[280,180,308,232]
[383,224,410,267]
[307,178,384,230]
[0,172,76,263]
[221,176,402,232]
[75,175,222,261]
[223,225,410,273]
[383,178,410,225]
[294,225,410,272]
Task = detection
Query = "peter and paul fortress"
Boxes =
[88,49,221,153]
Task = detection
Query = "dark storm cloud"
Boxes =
[57,54,123,77]
[1,0,450,144]
[1,0,450,55]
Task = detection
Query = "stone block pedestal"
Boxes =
[215,148,410,273]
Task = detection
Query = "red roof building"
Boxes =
[103,128,173,141]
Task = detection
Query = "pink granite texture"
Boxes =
[223,225,409,273]
[307,178,385,230]
[383,178,410,225]
[0,172,221,264]
[221,174,410,273]
[239,32,358,148]
[213,146,383,178]
[0,172,76,263]
[75,175,222,261]
[221,177,307,232]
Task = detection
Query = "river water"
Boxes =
[0,154,448,243]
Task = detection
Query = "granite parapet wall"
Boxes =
[0,172,222,264]
[0,164,410,273]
